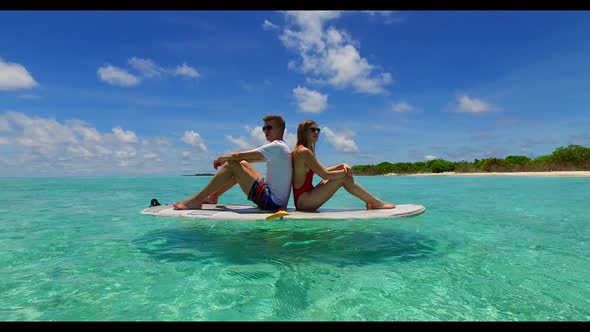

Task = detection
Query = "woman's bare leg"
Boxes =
[340,176,396,209]
[296,175,395,211]
[296,178,346,211]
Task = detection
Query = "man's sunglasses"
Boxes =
[308,127,321,133]
[262,125,275,131]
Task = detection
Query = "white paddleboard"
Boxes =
[141,203,426,221]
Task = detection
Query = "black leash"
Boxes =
[149,198,162,207]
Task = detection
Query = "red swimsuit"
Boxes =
[292,146,315,209]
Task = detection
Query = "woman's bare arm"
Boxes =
[327,162,353,176]
[326,164,343,171]
[299,149,346,180]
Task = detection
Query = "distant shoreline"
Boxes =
[381,171,590,178]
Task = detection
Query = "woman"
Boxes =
[292,120,396,211]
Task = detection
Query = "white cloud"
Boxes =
[362,11,392,16]
[226,135,253,150]
[174,63,200,78]
[284,132,297,151]
[287,60,298,71]
[455,95,498,114]
[293,86,328,113]
[226,125,297,151]
[97,65,140,86]
[0,111,187,175]
[112,127,138,143]
[279,11,392,94]
[322,127,359,153]
[5,112,78,148]
[128,57,164,78]
[263,19,279,31]
[152,137,172,147]
[425,155,437,161]
[141,137,172,148]
[0,117,10,131]
[70,120,102,142]
[392,101,413,112]
[0,112,302,176]
[0,57,39,90]
[226,126,267,150]
[100,58,199,86]
[182,130,207,152]
[143,152,158,159]
[361,11,402,24]
[182,151,191,160]
[67,145,94,158]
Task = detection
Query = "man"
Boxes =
[173,115,292,211]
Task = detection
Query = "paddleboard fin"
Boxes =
[265,209,290,221]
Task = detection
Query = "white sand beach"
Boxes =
[383,171,590,178]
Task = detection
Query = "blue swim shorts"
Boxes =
[247,178,282,211]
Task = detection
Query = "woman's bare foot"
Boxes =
[173,201,202,210]
[366,200,396,210]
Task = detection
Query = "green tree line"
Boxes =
[352,145,590,175]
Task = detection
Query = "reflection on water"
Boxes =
[132,220,440,267]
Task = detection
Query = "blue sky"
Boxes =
[1,11,589,176]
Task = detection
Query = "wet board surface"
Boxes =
[141,203,426,221]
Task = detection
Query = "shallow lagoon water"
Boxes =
[1,176,588,321]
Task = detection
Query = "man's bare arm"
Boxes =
[216,149,266,164]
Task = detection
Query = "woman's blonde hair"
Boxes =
[295,120,317,154]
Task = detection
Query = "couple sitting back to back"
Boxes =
[173,115,395,212]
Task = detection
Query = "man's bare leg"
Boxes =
[202,178,237,204]
[202,157,266,204]
[173,163,237,209]
[202,158,266,204]
[173,160,262,210]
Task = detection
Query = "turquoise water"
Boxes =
[0,176,589,321]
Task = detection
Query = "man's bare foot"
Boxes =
[366,200,396,210]
[173,201,202,210]
[202,194,218,205]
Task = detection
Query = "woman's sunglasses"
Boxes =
[308,127,321,133]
